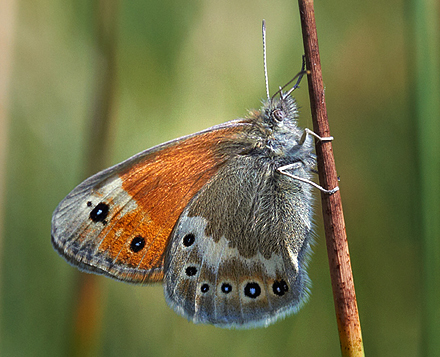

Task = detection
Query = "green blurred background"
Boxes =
[1,0,439,356]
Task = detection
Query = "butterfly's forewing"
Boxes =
[51,121,250,283]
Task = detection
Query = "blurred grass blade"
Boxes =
[413,0,440,355]
[0,0,17,345]
[69,0,119,356]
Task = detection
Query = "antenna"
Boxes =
[262,20,270,100]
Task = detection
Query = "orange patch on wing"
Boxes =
[95,126,243,282]
[96,203,165,281]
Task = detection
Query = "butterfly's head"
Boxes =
[258,93,303,138]
[241,93,308,159]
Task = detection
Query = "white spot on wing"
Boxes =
[176,215,290,279]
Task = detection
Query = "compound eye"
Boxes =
[273,109,284,121]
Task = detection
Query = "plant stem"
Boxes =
[297,0,365,355]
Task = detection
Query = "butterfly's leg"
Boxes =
[278,129,339,194]
[299,128,333,145]
[287,55,307,94]
[274,56,309,99]
[277,165,339,194]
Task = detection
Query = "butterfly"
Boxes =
[51,22,337,329]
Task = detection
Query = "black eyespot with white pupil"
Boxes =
[185,266,197,276]
[244,282,261,299]
[221,283,232,294]
[182,233,195,247]
[130,236,145,253]
[89,202,109,224]
[272,279,289,296]
[201,284,209,293]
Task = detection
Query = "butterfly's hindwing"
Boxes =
[164,147,315,328]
